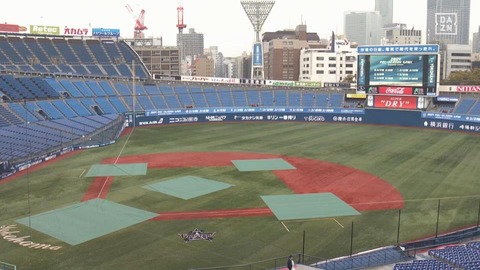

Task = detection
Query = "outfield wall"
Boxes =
[126,108,480,134]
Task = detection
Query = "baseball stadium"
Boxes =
[0,23,480,270]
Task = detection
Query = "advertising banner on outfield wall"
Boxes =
[125,109,480,134]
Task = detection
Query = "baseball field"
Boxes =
[0,122,479,270]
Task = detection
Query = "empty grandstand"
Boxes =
[1,32,480,270]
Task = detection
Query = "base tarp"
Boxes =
[232,158,296,172]
[261,192,360,221]
[16,199,157,245]
[84,163,148,177]
[143,175,234,200]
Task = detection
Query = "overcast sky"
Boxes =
[3,0,480,56]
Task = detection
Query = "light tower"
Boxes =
[240,0,275,80]
[176,6,187,75]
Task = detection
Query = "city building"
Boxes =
[204,46,224,77]
[262,24,322,80]
[375,0,393,27]
[440,44,472,80]
[384,24,422,44]
[124,38,180,78]
[426,0,471,45]
[473,26,480,54]
[472,53,480,69]
[299,37,357,83]
[223,57,239,78]
[238,53,252,79]
[192,55,214,77]
[176,28,204,61]
[344,11,383,45]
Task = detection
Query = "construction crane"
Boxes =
[125,4,147,39]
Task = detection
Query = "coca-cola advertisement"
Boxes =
[373,96,417,109]
[379,86,414,95]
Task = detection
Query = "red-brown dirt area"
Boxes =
[85,152,404,219]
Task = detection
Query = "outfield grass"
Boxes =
[0,122,479,270]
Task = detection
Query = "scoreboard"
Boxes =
[357,45,439,97]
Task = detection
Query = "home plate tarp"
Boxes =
[261,192,360,221]
[16,199,157,245]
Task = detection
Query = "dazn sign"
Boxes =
[435,13,457,35]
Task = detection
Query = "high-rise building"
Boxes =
[344,11,383,45]
[176,28,204,60]
[125,38,180,78]
[192,55,214,77]
[375,0,393,27]
[262,24,321,80]
[427,0,470,45]
[440,44,471,80]
[384,24,422,44]
[299,37,357,83]
[473,26,480,54]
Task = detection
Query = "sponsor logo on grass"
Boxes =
[0,224,62,250]
[179,228,215,243]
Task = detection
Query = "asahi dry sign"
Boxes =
[0,224,62,250]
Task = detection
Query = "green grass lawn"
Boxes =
[0,123,479,270]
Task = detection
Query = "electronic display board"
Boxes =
[357,45,439,97]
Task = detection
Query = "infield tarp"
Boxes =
[84,163,148,177]
[232,158,296,172]
[261,192,360,221]
[16,199,157,245]
[143,175,234,200]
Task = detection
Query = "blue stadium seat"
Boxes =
[218,89,234,107]
[204,88,221,107]
[232,90,248,107]
[454,99,475,114]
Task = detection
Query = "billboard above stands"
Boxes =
[357,45,439,54]
[368,95,418,110]
[265,80,322,88]
[346,93,367,99]
[294,81,322,88]
[371,86,430,96]
[357,49,439,97]
[92,28,120,37]
[0,23,27,33]
[30,25,60,35]
[324,82,351,88]
[455,85,480,92]
[266,80,295,87]
[181,76,239,84]
[63,27,89,36]
[252,42,263,67]
[439,85,480,93]
[435,96,459,102]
